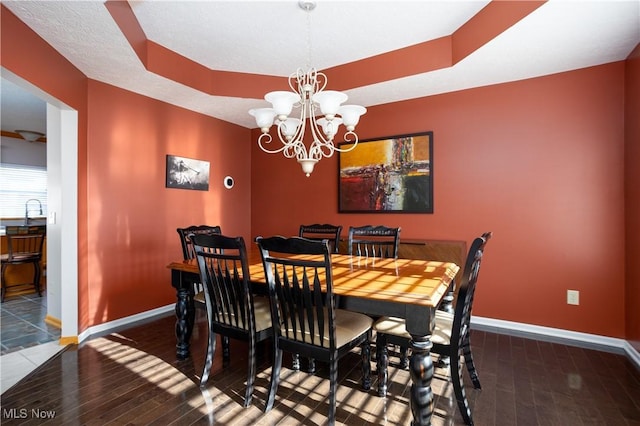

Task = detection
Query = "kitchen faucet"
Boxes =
[25,198,43,222]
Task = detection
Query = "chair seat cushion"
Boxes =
[373,310,453,346]
[201,294,272,332]
[280,308,372,348]
[251,296,273,332]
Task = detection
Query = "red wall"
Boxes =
[85,80,252,325]
[3,5,636,342]
[625,44,640,352]
[252,63,627,338]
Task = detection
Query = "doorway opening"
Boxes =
[0,69,79,355]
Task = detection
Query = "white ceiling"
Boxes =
[1,0,639,134]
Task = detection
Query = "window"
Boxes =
[0,163,47,218]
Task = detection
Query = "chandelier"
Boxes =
[248,0,366,177]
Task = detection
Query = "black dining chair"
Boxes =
[347,225,402,362]
[299,223,343,253]
[347,225,400,259]
[177,225,231,358]
[177,225,224,299]
[372,232,492,425]
[1,232,46,302]
[297,223,343,372]
[256,236,373,425]
[191,233,273,406]
[177,225,222,261]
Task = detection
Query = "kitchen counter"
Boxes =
[0,219,46,235]
[1,218,46,227]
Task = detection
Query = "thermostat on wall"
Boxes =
[223,176,234,189]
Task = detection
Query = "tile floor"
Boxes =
[0,292,66,394]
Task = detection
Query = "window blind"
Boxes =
[0,163,47,218]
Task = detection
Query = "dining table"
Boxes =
[167,243,459,426]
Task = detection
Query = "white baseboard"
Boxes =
[78,304,175,343]
[74,307,640,371]
[471,315,640,370]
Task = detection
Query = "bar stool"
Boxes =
[1,232,46,302]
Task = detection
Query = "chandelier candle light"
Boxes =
[249,0,366,177]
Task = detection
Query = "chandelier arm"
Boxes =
[290,70,303,98]
[314,70,327,93]
[257,133,289,155]
[295,142,310,161]
[284,141,306,159]
[307,117,335,159]
[308,139,330,160]
[332,131,360,153]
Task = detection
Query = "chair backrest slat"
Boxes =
[299,224,342,253]
[347,225,400,258]
[257,236,335,349]
[177,225,222,260]
[192,234,254,332]
[7,234,45,260]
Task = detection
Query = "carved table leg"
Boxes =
[437,280,455,368]
[172,269,195,360]
[409,335,434,426]
[376,335,389,397]
[361,338,371,391]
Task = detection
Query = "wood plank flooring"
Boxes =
[1,310,639,425]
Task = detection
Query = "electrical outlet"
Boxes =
[567,290,580,305]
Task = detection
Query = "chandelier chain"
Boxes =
[306,5,312,70]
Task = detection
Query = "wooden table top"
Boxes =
[167,245,460,308]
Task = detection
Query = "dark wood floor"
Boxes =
[1,310,639,425]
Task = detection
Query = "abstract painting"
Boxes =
[338,132,433,213]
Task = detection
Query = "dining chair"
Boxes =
[176,226,223,305]
[347,225,402,361]
[1,233,46,302]
[177,225,231,358]
[347,225,400,259]
[177,224,224,299]
[297,223,343,372]
[177,225,222,261]
[191,233,273,406]
[299,223,343,253]
[372,231,492,426]
[256,235,373,424]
